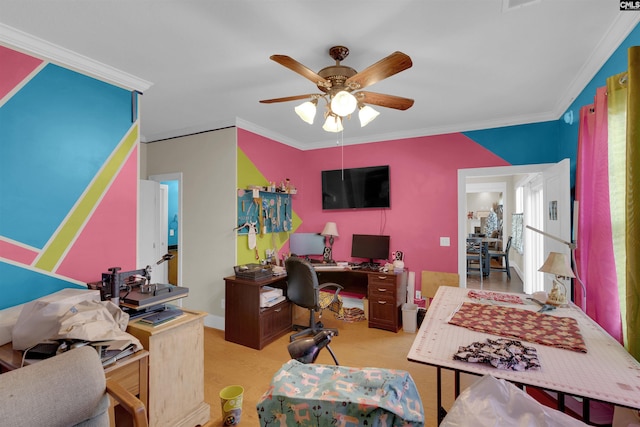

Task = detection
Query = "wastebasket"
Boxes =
[402,303,418,333]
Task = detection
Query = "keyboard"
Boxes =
[313,264,343,270]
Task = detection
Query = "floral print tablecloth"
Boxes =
[448,302,587,353]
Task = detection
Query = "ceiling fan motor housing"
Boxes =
[318,65,358,95]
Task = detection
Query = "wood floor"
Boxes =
[202,317,451,426]
[201,269,523,427]
[466,263,523,293]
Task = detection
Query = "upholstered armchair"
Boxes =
[0,346,147,427]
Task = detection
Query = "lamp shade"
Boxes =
[358,105,380,127]
[331,91,357,117]
[294,100,317,124]
[287,331,333,364]
[321,222,339,237]
[538,252,575,278]
[322,115,343,132]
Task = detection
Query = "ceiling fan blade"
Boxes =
[356,91,414,110]
[346,51,412,90]
[259,94,320,104]
[271,55,330,87]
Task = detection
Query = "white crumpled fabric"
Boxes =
[13,297,140,351]
[441,375,588,427]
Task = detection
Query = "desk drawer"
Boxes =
[368,294,398,331]
[260,300,292,348]
[369,283,396,296]
[369,274,397,288]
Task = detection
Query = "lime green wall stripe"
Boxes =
[35,125,138,271]
[236,148,301,265]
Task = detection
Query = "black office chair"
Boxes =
[489,235,512,280]
[285,257,343,342]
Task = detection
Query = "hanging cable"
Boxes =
[341,129,344,180]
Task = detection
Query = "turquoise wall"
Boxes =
[1,47,139,309]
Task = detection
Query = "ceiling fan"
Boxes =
[259,46,414,132]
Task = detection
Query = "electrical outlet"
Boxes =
[415,290,422,300]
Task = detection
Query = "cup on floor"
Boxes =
[220,385,244,425]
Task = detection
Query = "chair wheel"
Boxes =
[317,322,324,328]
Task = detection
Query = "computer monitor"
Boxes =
[351,234,390,264]
[289,233,325,257]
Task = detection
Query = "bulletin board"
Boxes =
[236,189,292,235]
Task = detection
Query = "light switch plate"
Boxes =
[440,237,450,246]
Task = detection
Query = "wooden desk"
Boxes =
[407,286,640,425]
[0,342,149,427]
[224,268,408,349]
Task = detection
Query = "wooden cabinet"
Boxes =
[367,271,408,332]
[224,275,291,350]
[127,309,209,427]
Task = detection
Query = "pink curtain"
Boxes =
[575,87,622,342]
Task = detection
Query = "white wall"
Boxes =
[144,128,236,329]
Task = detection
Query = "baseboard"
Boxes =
[204,313,224,330]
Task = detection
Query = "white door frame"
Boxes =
[149,172,183,287]
[458,163,557,288]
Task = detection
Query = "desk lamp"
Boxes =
[321,222,339,263]
[288,331,339,365]
[538,252,575,306]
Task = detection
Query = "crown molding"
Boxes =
[554,13,640,116]
[0,23,152,92]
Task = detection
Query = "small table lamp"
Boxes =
[538,252,575,306]
[321,222,339,262]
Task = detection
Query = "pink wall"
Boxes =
[0,45,43,99]
[238,129,508,291]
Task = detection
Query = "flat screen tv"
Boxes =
[322,165,390,210]
[351,234,390,264]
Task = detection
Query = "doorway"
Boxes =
[457,161,571,293]
[149,172,183,286]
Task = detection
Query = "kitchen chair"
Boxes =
[466,238,487,287]
[285,257,344,342]
[489,235,512,280]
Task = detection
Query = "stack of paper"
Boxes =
[260,286,284,307]
[261,295,286,308]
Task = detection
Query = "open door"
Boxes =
[458,160,571,292]
[527,158,572,295]
[138,179,169,284]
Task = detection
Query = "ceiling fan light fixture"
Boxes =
[322,115,343,132]
[358,105,380,127]
[294,99,317,125]
[331,91,357,117]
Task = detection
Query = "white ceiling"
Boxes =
[1,1,638,149]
